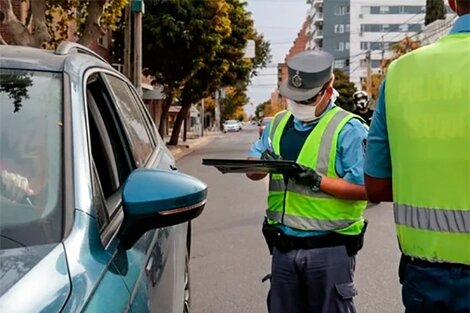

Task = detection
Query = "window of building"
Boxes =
[398,6,406,14]
[345,42,350,50]
[380,6,390,14]
[399,24,409,32]
[409,24,422,32]
[371,60,382,68]
[336,42,345,51]
[335,5,348,15]
[346,24,350,32]
[360,6,370,15]
[334,60,346,68]
[370,6,380,14]
[381,24,390,32]
[360,42,370,50]
[335,24,345,33]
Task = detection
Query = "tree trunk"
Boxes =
[0,0,33,46]
[159,94,173,137]
[168,102,191,146]
[30,0,51,47]
[0,33,7,45]
[78,0,106,47]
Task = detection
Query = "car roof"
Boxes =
[0,43,114,73]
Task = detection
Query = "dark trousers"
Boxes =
[401,260,470,313]
[268,245,357,313]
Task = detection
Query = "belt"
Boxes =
[403,255,470,269]
[262,220,367,256]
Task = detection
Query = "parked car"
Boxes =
[0,42,207,313]
[223,119,242,133]
[259,116,274,138]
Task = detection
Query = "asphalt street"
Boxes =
[176,125,403,313]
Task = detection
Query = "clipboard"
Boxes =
[202,158,304,174]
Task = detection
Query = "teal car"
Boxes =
[0,42,206,313]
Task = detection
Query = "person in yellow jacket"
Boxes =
[364,1,470,312]
[247,50,369,313]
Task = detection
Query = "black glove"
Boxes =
[261,150,282,161]
[291,165,322,192]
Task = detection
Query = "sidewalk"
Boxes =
[164,131,222,160]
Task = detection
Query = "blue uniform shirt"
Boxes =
[249,102,368,237]
[365,14,470,178]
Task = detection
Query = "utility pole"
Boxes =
[123,4,131,79]
[131,0,145,97]
[200,98,205,137]
[380,35,385,79]
[365,50,372,94]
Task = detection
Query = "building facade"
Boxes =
[307,0,427,88]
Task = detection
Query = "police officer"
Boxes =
[247,50,369,313]
[352,90,373,126]
[364,1,470,312]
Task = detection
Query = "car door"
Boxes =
[103,73,188,313]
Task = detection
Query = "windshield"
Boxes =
[0,70,63,249]
[225,120,239,124]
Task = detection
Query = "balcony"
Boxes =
[312,0,323,9]
[314,29,323,41]
[313,12,323,25]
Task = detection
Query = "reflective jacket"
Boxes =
[267,107,367,236]
[386,33,470,265]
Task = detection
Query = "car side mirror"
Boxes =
[118,169,207,249]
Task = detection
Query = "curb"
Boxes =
[168,135,220,160]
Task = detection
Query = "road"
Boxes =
[176,125,403,313]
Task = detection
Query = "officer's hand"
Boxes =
[261,150,282,161]
[291,165,322,188]
[0,170,33,203]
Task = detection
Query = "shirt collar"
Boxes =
[292,101,335,130]
[450,14,470,34]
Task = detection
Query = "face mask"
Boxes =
[287,99,320,122]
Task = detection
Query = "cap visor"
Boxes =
[279,81,322,102]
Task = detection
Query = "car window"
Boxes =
[104,74,154,167]
[0,70,63,248]
[86,74,133,219]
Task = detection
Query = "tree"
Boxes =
[143,0,271,145]
[0,0,128,47]
[425,0,446,26]
[142,0,231,139]
[333,69,357,112]
[220,86,249,121]
[366,36,421,106]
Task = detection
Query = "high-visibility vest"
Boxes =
[267,107,367,236]
[386,33,470,265]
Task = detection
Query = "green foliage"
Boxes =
[333,69,357,112]
[29,0,128,48]
[220,86,249,121]
[142,0,271,144]
[0,74,33,113]
[425,0,446,26]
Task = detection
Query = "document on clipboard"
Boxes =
[202,158,304,174]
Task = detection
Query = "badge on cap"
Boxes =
[291,71,303,88]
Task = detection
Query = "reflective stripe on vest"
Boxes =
[386,33,470,264]
[266,107,367,234]
[394,204,470,233]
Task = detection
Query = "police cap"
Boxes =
[279,50,334,102]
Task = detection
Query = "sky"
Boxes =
[245,0,309,115]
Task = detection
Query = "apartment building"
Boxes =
[307,0,352,72]
[307,0,427,88]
